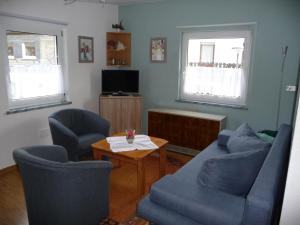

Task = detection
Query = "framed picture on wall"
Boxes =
[78,36,94,63]
[150,37,167,63]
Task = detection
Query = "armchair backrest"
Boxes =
[13,145,112,225]
[49,108,86,135]
[49,108,110,137]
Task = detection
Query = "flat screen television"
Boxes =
[102,70,139,95]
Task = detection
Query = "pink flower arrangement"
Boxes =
[126,129,135,139]
[126,129,135,144]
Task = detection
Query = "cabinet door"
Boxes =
[148,111,222,152]
[181,117,200,149]
[121,98,142,133]
[100,98,122,134]
[148,112,164,137]
[134,98,142,133]
[121,98,134,132]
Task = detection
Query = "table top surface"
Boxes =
[91,133,168,160]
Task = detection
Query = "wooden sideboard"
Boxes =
[148,109,226,155]
[99,95,142,134]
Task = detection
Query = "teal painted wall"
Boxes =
[119,0,300,130]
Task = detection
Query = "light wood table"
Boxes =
[92,134,168,200]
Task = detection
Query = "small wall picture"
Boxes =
[78,36,94,63]
[150,38,167,63]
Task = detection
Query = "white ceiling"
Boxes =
[73,0,165,5]
[108,0,165,4]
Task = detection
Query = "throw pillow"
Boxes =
[198,148,269,196]
[227,123,271,153]
[233,122,257,136]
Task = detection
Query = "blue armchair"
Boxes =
[49,108,110,161]
[13,145,112,225]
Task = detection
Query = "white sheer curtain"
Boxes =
[181,66,247,106]
[7,64,66,109]
[9,64,64,100]
[183,66,243,97]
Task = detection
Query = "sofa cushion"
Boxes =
[150,175,245,225]
[198,148,269,196]
[138,196,201,225]
[174,141,228,183]
[227,123,271,153]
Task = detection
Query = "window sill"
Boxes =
[6,101,72,115]
[175,99,248,110]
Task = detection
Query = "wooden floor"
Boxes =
[0,151,191,225]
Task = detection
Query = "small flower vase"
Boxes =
[126,129,135,144]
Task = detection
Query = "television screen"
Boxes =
[102,70,139,94]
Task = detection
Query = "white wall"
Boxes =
[0,0,118,169]
[280,90,300,224]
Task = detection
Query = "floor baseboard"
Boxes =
[167,144,199,156]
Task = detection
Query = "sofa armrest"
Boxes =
[218,129,234,146]
[242,195,273,225]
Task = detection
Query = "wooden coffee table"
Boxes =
[92,134,168,200]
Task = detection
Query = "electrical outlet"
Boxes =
[39,128,50,138]
[286,85,297,92]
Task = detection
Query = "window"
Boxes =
[0,14,69,112]
[7,45,14,59]
[179,30,252,107]
[200,43,215,64]
[21,42,36,59]
[5,31,66,110]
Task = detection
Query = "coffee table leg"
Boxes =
[93,150,102,160]
[159,146,167,178]
[137,159,145,200]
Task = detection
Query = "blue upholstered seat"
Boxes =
[48,108,110,161]
[150,175,245,225]
[138,124,292,225]
[13,145,112,225]
[78,133,106,154]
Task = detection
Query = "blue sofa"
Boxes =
[138,124,292,225]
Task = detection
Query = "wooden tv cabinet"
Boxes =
[99,95,142,135]
[148,109,226,155]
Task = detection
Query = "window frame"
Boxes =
[178,29,253,108]
[0,15,69,112]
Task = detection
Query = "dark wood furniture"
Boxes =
[148,109,226,155]
[92,133,168,200]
